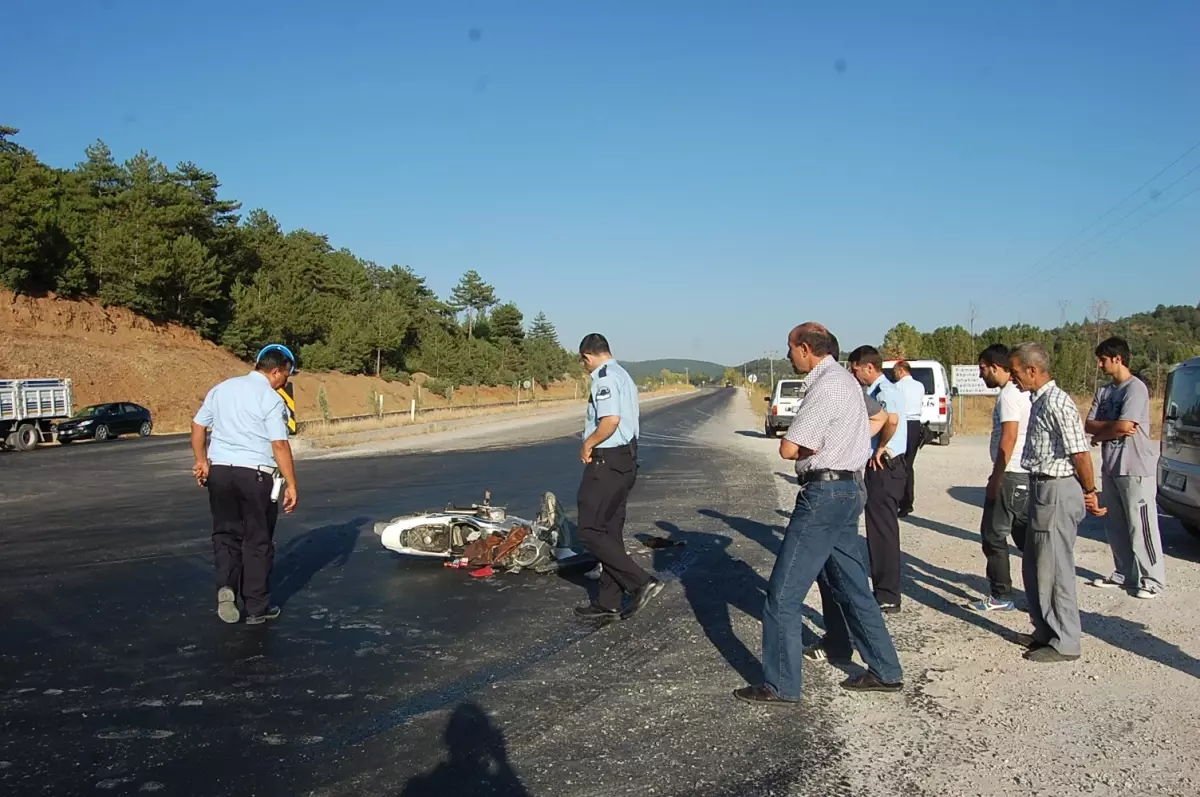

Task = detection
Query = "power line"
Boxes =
[994,157,1200,301]
[1011,137,1200,275]
[1019,179,1200,295]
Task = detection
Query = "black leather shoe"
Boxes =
[840,671,903,692]
[574,603,619,619]
[733,684,799,706]
[1023,645,1079,663]
[878,602,901,614]
[621,577,665,619]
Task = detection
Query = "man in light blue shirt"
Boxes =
[191,345,299,626]
[573,333,663,622]
[849,345,908,612]
[892,360,927,517]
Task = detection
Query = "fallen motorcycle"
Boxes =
[373,490,595,575]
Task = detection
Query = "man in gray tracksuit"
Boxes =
[1085,336,1166,599]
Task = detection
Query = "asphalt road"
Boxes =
[0,388,850,797]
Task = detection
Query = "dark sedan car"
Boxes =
[53,402,153,443]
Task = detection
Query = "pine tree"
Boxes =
[448,269,497,338]
[527,311,558,344]
[490,302,524,341]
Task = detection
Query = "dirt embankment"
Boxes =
[0,290,581,433]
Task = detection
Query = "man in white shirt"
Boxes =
[970,344,1031,612]
[892,361,927,517]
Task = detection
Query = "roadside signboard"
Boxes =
[951,364,999,396]
[747,374,758,384]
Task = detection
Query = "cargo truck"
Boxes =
[0,378,74,452]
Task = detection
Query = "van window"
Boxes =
[884,367,935,395]
[776,380,806,398]
[1167,366,1200,428]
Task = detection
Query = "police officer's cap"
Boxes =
[256,343,298,375]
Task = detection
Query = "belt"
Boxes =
[592,438,637,459]
[1028,472,1071,481]
[797,469,858,485]
[210,462,278,475]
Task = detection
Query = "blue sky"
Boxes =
[6,1,1199,366]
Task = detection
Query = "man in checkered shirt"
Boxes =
[1009,342,1106,663]
[734,322,903,706]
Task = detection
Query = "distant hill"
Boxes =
[621,359,728,382]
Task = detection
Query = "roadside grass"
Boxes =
[299,384,697,441]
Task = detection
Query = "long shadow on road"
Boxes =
[648,522,766,686]
[272,516,368,607]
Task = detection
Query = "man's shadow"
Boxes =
[646,520,771,684]
[400,702,530,797]
[899,549,1200,679]
[272,517,368,606]
[903,512,1107,585]
[947,485,1111,546]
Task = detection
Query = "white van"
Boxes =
[763,377,808,438]
[1158,356,1200,537]
[882,359,954,445]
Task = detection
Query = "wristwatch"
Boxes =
[1083,487,1097,496]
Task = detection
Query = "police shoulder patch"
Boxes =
[597,386,612,399]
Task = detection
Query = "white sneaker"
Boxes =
[1134,588,1160,600]
[1089,575,1124,589]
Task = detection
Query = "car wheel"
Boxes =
[764,423,772,438]
[14,423,39,451]
[94,424,110,442]
[139,421,152,437]
[58,438,72,445]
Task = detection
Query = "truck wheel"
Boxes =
[764,422,772,438]
[937,431,951,446]
[14,423,39,451]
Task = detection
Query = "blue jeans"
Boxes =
[762,479,904,700]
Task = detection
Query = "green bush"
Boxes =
[317,384,331,421]
[423,378,452,399]
[381,367,411,384]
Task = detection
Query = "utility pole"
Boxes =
[968,302,979,354]
[1089,298,1110,391]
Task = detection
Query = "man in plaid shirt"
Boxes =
[734,322,903,705]
[1009,342,1106,663]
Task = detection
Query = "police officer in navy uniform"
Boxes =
[574,333,664,620]
[191,344,300,625]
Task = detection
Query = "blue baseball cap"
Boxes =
[256,343,298,375]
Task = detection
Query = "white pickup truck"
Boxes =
[763,377,808,438]
[0,378,74,452]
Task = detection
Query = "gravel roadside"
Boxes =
[727,390,1200,797]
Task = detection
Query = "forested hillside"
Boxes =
[0,126,581,396]
[881,305,1200,396]
[622,359,727,384]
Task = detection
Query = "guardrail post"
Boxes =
[410,398,416,421]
